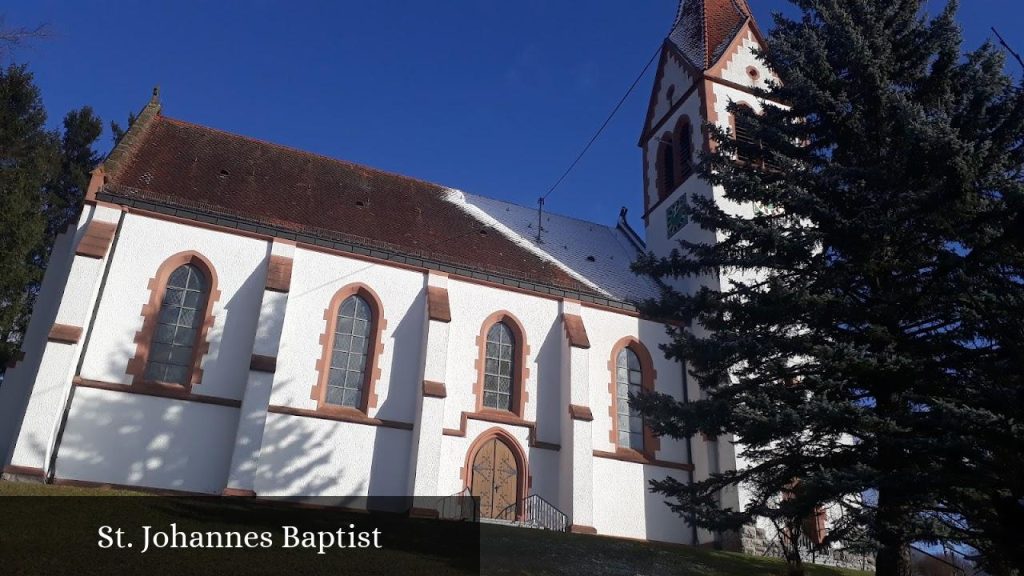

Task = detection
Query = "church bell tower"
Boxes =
[639,0,789,550]
[639,0,775,295]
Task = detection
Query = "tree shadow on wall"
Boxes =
[250,380,356,500]
[199,254,268,400]
[54,342,337,498]
[639,315,697,547]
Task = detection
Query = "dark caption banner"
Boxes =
[0,495,480,575]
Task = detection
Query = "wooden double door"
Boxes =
[470,437,520,519]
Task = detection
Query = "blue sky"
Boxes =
[4,0,1022,231]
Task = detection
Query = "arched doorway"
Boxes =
[466,431,526,519]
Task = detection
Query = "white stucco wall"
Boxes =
[254,246,425,496]
[226,241,294,493]
[442,278,563,436]
[56,386,238,494]
[643,82,706,231]
[432,277,565,507]
[78,213,269,401]
[409,272,449,496]
[592,457,691,543]
[226,370,275,492]
[268,246,424,423]
[583,310,688,462]
[249,249,696,531]
[255,412,411,497]
[0,226,77,466]
[641,56,713,301]
[8,337,79,471]
[8,200,704,544]
[7,204,121,473]
[644,52,697,149]
[718,28,776,92]
[22,213,268,493]
[583,309,694,542]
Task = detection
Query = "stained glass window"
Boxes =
[325,295,373,408]
[144,264,207,385]
[483,322,515,411]
[616,348,644,451]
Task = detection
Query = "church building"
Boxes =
[2,2,868,561]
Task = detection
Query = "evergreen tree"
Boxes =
[0,64,102,368]
[632,2,1024,575]
[48,106,101,240]
[109,110,136,146]
[939,178,1024,575]
[0,64,57,366]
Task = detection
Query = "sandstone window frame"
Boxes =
[674,115,695,183]
[607,336,660,459]
[474,311,529,418]
[126,251,221,392]
[312,283,387,416]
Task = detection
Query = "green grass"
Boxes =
[0,481,873,575]
[480,522,872,576]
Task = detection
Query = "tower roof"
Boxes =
[668,0,754,70]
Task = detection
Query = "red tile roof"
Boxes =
[102,113,600,296]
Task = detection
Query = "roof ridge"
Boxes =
[103,87,162,179]
[732,0,752,16]
[158,115,452,194]
[701,1,711,68]
[461,191,618,230]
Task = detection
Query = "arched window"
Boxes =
[314,284,386,414]
[657,136,676,201]
[608,337,658,457]
[675,117,694,181]
[144,264,209,385]
[325,294,373,408]
[475,312,528,417]
[126,251,219,390]
[733,105,758,165]
[483,322,515,411]
[615,348,644,451]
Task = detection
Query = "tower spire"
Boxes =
[668,0,755,70]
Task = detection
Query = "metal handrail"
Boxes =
[436,488,478,521]
[495,494,569,532]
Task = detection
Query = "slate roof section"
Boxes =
[668,0,752,69]
[452,192,660,303]
[101,114,656,304]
